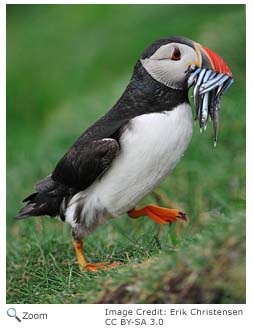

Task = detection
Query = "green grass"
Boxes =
[7,4,245,304]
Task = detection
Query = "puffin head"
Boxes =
[140,36,232,90]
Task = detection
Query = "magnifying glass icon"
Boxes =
[7,308,21,322]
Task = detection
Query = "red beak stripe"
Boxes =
[203,46,232,77]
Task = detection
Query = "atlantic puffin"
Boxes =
[16,36,233,271]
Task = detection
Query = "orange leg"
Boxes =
[72,240,122,272]
[128,204,187,224]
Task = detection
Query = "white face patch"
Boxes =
[140,42,198,89]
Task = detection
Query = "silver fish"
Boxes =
[188,66,233,145]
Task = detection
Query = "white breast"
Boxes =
[92,102,193,216]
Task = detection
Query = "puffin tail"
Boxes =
[15,192,38,219]
[15,176,69,220]
[15,192,63,220]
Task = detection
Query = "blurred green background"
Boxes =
[7,4,245,304]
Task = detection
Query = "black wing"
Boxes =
[52,138,119,191]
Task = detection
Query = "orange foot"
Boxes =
[85,261,123,272]
[72,239,123,272]
[128,204,187,225]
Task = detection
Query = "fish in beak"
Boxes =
[188,42,233,146]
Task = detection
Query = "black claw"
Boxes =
[178,211,187,221]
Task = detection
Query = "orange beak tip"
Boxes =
[202,45,233,78]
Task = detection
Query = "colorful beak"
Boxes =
[188,41,234,146]
[194,42,233,78]
[201,45,233,77]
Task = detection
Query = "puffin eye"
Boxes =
[170,47,181,61]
